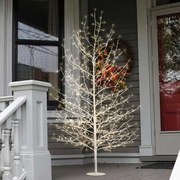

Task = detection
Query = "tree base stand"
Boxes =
[86,172,106,176]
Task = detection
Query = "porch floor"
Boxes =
[52,163,172,180]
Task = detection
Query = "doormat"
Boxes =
[137,162,175,169]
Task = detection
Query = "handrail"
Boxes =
[0,96,13,102]
[0,96,27,125]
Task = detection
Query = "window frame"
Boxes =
[12,0,64,110]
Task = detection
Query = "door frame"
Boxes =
[137,0,156,157]
[152,5,180,155]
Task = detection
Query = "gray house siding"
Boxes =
[48,0,140,156]
[48,123,82,155]
[88,0,140,154]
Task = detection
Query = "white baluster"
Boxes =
[12,108,22,178]
[2,128,12,180]
[0,101,6,170]
[0,129,5,178]
[10,125,14,165]
[0,101,10,179]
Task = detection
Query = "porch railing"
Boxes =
[0,96,27,180]
[0,80,52,180]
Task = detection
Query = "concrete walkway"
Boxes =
[52,163,172,180]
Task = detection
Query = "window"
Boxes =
[13,0,64,109]
[156,0,180,6]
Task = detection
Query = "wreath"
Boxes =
[96,39,133,92]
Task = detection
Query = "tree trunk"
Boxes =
[94,146,98,174]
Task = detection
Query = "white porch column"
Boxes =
[9,80,52,180]
[64,0,80,100]
[137,0,155,156]
[0,0,13,96]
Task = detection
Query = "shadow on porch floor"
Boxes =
[52,163,172,180]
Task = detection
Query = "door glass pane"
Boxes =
[17,45,59,100]
[157,13,180,131]
[17,0,59,41]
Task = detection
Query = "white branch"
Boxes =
[54,11,138,162]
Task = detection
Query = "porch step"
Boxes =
[52,163,171,180]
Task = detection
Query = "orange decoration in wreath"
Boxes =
[96,39,133,92]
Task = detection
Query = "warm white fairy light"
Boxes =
[53,10,138,175]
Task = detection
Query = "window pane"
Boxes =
[17,45,59,100]
[157,13,180,131]
[156,0,180,6]
[17,0,59,41]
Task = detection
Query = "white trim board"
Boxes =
[137,0,155,156]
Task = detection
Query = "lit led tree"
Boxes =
[54,10,138,176]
